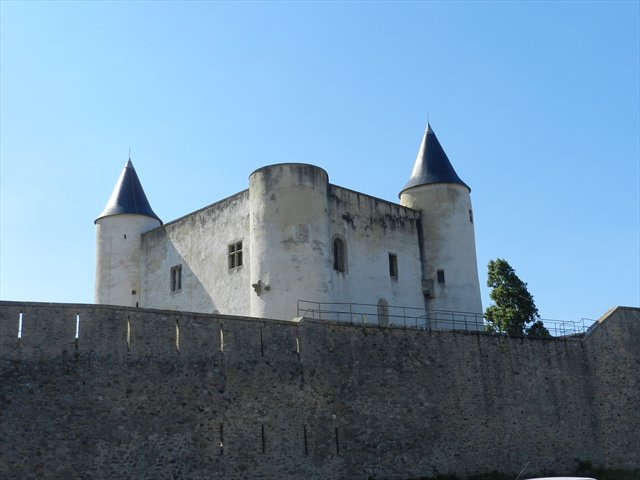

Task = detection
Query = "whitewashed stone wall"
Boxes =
[327,185,425,325]
[249,164,333,320]
[401,183,483,327]
[95,214,161,307]
[140,191,250,315]
[133,163,481,324]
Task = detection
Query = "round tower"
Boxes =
[249,163,332,320]
[94,159,162,307]
[399,124,482,329]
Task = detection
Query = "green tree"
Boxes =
[484,258,550,337]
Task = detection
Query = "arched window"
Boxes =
[377,298,389,327]
[333,237,346,273]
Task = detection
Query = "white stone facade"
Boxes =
[95,128,484,329]
[400,183,482,315]
[95,214,161,307]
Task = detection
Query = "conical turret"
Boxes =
[400,124,469,195]
[96,159,162,223]
[94,158,162,307]
[399,124,482,328]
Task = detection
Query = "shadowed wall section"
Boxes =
[0,302,638,479]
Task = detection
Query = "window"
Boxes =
[228,241,243,269]
[170,264,182,291]
[333,237,346,272]
[437,269,445,284]
[388,253,398,279]
[469,209,474,223]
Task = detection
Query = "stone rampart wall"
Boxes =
[1,302,638,479]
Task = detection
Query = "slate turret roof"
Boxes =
[400,124,470,195]
[95,159,162,224]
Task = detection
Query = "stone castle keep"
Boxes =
[1,125,638,479]
[94,125,482,326]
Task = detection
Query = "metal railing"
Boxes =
[296,300,595,337]
[542,317,596,337]
[297,300,484,331]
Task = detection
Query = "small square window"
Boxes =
[170,264,182,291]
[437,269,445,284]
[228,241,243,269]
[388,253,398,278]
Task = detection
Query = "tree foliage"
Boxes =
[484,258,550,337]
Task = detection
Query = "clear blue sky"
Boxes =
[1,1,639,322]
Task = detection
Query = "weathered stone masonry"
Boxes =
[0,302,638,479]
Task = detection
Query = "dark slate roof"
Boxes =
[399,124,470,195]
[95,159,162,224]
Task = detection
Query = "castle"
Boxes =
[1,124,639,479]
[94,124,483,327]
